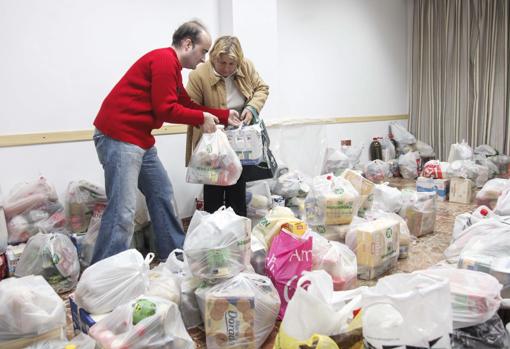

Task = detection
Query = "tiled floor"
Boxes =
[62,178,478,347]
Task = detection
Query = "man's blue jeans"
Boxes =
[91,130,185,264]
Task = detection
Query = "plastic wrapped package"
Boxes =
[474,144,498,157]
[448,140,474,163]
[476,178,509,209]
[25,333,96,349]
[421,160,451,179]
[225,122,264,165]
[89,296,194,349]
[401,191,436,237]
[345,218,400,280]
[321,147,351,176]
[272,170,310,199]
[309,232,357,290]
[75,249,152,314]
[186,128,243,186]
[183,207,251,280]
[398,151,420,179]
[363,160,391,183]
[390,122,416,146]
[362,273,452,349]
[4,177,65,244]
[371,183,402,213]
[251,206,299,251]
[266,230,313,318]
[364,210,412,259]
[458,231,510,298]
[451,313,510,349]
[195,272,280,349]
[419,268,502,329]
[65,180,107,234]
[0,275,66,341]
[161,249,202,329]
[305,175,360,226]
[15,232,80,293]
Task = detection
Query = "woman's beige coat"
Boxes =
[185,59,269,165]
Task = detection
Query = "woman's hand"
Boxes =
[241,108,253,125]
[228,109,242,126]
[201,112,219,133]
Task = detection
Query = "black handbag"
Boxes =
[241,118,278,182]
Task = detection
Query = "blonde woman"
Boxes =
[186,35,269,216]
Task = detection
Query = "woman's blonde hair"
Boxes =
[209,36,244,64]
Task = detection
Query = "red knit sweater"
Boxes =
[94,47,229,149]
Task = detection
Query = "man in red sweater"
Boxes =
[91,20,240,263]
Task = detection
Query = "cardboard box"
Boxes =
[416,176,435,193]
[69,294,108,335]
[433,178,450,201]
[450,178,475,204]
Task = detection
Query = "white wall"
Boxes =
[0,0,410,218]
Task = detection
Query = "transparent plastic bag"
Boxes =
[225,122,264,165]
[147,264,181,305]
[0,275,66,341]
[474,144,498,157]
[495,186,510,216]
[186,128,242,186]
[380,138,396,161]
[183,207,251,280]
[448,140,474,163]
[5,177,65,244]
[449,160,480,181]
[74,249,152,314]
[390,122,416,146]
[195,272,280,349]
[420,268,502,329]
[161,249,202,329]
[246,181,272,220]
[476,178,510,209]
[401,191,436,237]
[305,174,360,226]
[65,180,107,234]
[15,232,80,293]
[398,151,419,179]
[362,272,452,348]
[251,206,299,251]
[321,147,351,176]
[416,139,435,157]
[89,296,194,349]
[78,202,106,269]
[272,170,311,198]
[363,160,391,183]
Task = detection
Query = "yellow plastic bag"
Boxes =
[274,329,339,349]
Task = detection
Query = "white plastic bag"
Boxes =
[362,272,453,348]
[272,170,310,198]
[363,160,391,183]
[147,264,181,305]
[251,206,300,250]
[279,270,362,341]
[476,178,510,209]
[74,249,152,314]
[246,181,272,221]
[474,144,498,157]
[398,151,419,179]
[25,333,96,349]
[183,207,251,279]
[186,128,242,186]
[305,174,360,226]
[195,272,280,349]
[380,138,396,161]
[448,140,474,163]
[390,122,416,146]
[449,160,479,181]
[371,183,402,213]
[419,268,502,329]
[321,147,351,176]
[0,275,66,341]
[15,232,80,293]
[89,296,194,349]
[416,139,435,157]
[495,186,510,216]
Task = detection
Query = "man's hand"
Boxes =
[228,109,242,127]
[201,112,219,133]
[241,109,253,125]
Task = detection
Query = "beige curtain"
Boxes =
[410,0,509,160]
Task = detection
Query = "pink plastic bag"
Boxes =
[265,230,312,319]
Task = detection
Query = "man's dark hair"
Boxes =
[172,20,208,48]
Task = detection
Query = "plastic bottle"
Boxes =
[369,137,383,161]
